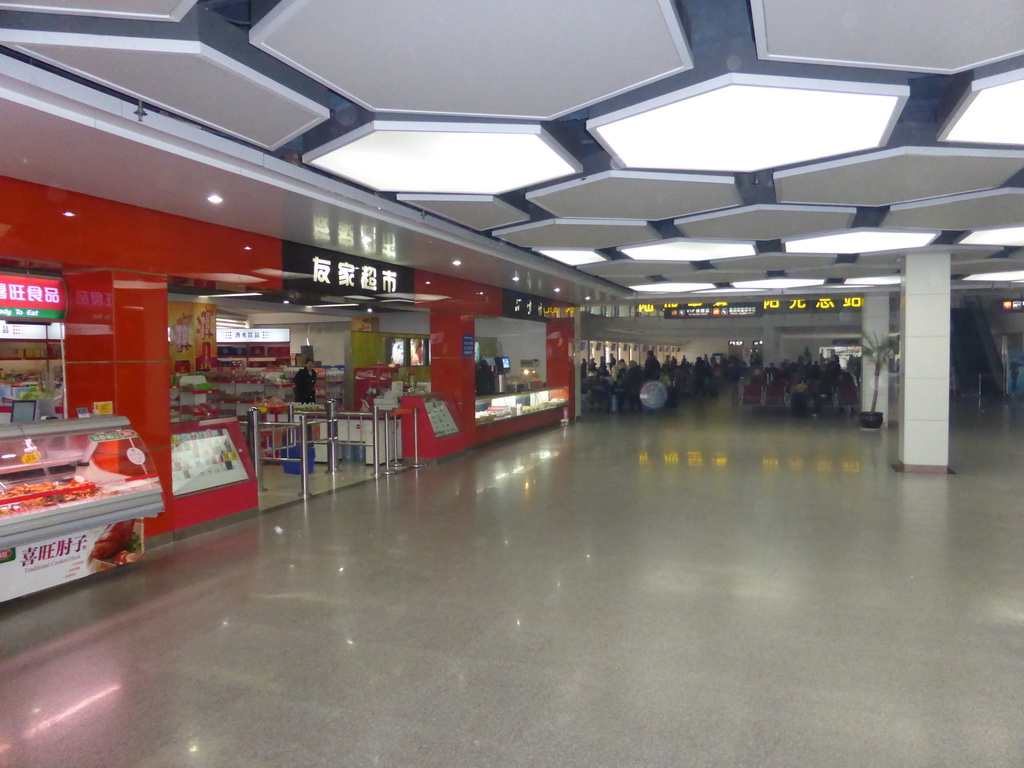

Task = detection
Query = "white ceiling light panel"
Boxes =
[845,275,902,285]
[631,282,716,292]
[537,249,607,267]
[942,69,1024,145]
[303,121,581,195]
[587,73,908,173]
[962,270,1024,281]
[960,225,1024,246]
[784,228,938,254]
[621,238,756,261]
[732,278,826,289]
[0,0,196,21]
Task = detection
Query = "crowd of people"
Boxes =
[580,347,860,414]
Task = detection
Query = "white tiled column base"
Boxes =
[898,252,951,472]
[861,294,890,423]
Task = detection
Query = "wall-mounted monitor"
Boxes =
[386,337,407,366]
[409,337,429,366]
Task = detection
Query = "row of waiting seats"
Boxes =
[740,381,859,414]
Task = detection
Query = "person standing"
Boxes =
[643,350,661,381]
[293,359,317,404]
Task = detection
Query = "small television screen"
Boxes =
[409,337,429,366]
[386,337,407,366]
[498,357,511,372]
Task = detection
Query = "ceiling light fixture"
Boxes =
[585,295,591,300]
[537,249,607,266]
[62,211,75,217]
[588,73,907,173]
[941,69,1024,146]
[959,225,1024,247]
[784,229,938,254]
[621,238,756,261]
[963,270,1024,281]
[207,194,224,204]
[512,274,520,282]
[630,282,717,292]
[282,300,290,304]
[844,276,902,286]
[303,121,580,195]
[554,287,561,292]
[694,287,767,294]
[243,246,252,251]
[367,308,374,313]
[202,292,262,298]
[315,303,359,308]
[452,260,462,266]
[732,278,826,290]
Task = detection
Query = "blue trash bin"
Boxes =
[283,442,315,475]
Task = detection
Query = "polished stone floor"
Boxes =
[2,395,1024,767]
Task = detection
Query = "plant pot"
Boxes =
[859,411,883,429]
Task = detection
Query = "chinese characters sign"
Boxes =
[663,297,862,318]
[283,242,414,299]
[0,274,66,319]
[502,289,552,321]
[216,328,291,343]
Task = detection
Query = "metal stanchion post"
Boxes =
[408,407,424,469]
[382,409,395,475]
[247,407,264,490]
[287,402,296,454]
[298,412,309,499]
[372,405,381,478]
[325,398,337,475]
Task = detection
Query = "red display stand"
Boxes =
[399,394,467,460]
[169,416,258,530]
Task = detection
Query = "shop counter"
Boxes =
[399,393,466,460]
[170,416,258,530]
[0,415,163,601]
[474,387,569,444]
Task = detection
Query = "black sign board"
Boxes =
[663,303,759,319]
[761,296,862,313]
[502,289,550,321]
[282,241,415,299]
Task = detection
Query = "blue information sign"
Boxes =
[462,334,475,358]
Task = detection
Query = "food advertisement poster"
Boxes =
[0,519,144,602]
[169,301,216,374]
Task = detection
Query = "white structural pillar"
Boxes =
[898,252,951,472]
[861,294,890,423]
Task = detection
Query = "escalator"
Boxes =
[950,298,1003,396]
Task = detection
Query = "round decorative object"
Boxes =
[859,411,883,429]
[126,447,147,465]
[640,381,668,410]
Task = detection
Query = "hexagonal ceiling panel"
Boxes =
[251,0,691,120]
[493,219,659,249]
[750,0,1024,74]
[587,73,908,173]
[396,194,528,231]
[775,147,1024,207]
[0,0,195,21]
[676,204,855,240]
[884,189,1024,231]
[708,254,837,272]
[304,121,580,195]
[0,23,328,150]
[526,171,740,221]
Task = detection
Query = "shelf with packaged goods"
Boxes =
[0,416,163,551]
[474,387,569,427]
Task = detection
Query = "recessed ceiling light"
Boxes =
[316,303,359,308]
[554,287,561,292]
[732,278,826,289]
[282,300,290,304]
[621,239,756,261]
[425,281,432,285]
[243,246,252,251]
[960,225,1024,247]
[630,282,716,292]
[452,260,462,266]
[62,211,75,217]
[941,70,1024,146]
[585,295,591,300]
[207,194,224,204]
[963,270,1024,281]
[537,249,607,266]
[845,276,902,286]
[784,229,938,254]
[512,275,520,282]
[588,74,907,172]
[303,121,580,195]
[367,308,374,313]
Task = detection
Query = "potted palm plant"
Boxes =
[859,332,899,429]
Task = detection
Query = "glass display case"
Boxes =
[474,387,569,426]
[0,416,163,550]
